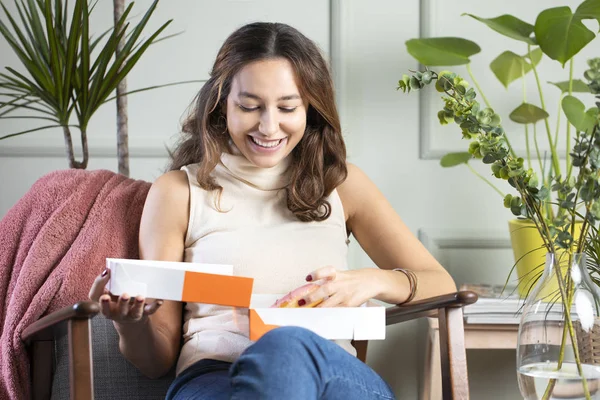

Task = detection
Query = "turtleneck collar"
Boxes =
[219,143,292,191]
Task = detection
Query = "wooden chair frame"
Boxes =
[22,291,477,400]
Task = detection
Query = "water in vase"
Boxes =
[518,362,600,399]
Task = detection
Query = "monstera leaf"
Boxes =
[405,38,480,66]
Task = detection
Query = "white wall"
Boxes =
[1,0,596,398]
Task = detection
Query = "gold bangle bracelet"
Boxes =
[393,268,418,304]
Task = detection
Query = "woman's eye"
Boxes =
[279,107,297,113]
[239,105,259,112]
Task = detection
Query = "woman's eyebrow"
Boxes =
[238,91,301,101]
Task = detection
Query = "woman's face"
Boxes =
[226,58,307,168]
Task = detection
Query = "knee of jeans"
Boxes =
[259,326,318,349]
[234,327,319,374]
[243,326,320,360]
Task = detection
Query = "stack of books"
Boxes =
[460,283,524,324]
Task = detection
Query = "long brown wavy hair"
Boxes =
[169,22,347,222]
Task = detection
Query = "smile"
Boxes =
[250,136,284,148]
[249,136,287,151]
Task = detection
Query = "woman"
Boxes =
[89,22,456,399]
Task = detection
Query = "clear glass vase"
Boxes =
[517,253,600,400]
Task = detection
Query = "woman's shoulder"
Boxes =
[140,170,191,244]
[153,169,189,188]
[336,163,379,219]
[146,170,190,207]
[337,162,372,198]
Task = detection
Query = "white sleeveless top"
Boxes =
[176,150,355,375]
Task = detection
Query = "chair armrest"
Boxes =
[386,290,478,326]
[21,301,100,343]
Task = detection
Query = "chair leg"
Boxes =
[421,323,442,400]
[352,340,369,363]
[438,307,469,400]
[68,319,94,400]
[31,340,54,400]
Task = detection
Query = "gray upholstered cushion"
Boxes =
[51,316,175,399]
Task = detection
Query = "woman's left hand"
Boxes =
[299,266,382,308]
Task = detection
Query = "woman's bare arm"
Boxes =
[338,163,456,304]
[114,170,189,378]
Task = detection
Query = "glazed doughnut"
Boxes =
[270,283,323,308]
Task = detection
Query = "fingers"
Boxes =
[318,294,344,308]
[306,265,336,282]
[144,299,164,316]
[130,296,145,320]
[98,292,158,322]
[89,269,110,301]
[99,294,112,317]
[300,281,338,307]
[118,294,131,317]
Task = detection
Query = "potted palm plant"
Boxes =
[398,0,600,398]
[0,0,192,175]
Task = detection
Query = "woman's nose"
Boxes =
[258,109,279,137]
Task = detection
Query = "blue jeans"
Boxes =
[166,326,395,399]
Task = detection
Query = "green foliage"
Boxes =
[0,0,195,168]
[509,103,549,124]
[562,95,599,133]
[400,0,600,265]
[549,79,591,93]
[405,38,480,66]
[462,13,536,44]
[490,48,542,88]
[440,152,471,167]
[401,62,600,256]
[534,6,597,67]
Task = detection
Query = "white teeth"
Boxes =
[251,137,282,148]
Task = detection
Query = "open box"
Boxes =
[107,258,254,308]
[248,295,386,341]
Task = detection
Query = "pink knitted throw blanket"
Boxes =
[0,169,151,400]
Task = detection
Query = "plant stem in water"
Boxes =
[542,254,592,399]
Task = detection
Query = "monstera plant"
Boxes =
[399,0,600,296]
[399,1,600,399]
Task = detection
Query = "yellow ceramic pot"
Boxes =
[508,218,583,298]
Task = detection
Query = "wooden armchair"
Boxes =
[22,291,477,400]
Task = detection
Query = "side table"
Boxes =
[421,317,519,400]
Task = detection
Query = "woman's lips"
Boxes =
[248,136,287,153]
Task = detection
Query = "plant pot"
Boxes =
[508,219,583,298]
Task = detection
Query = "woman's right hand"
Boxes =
[88,268,163,324]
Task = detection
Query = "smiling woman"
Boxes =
[171,21,348,223]
[226,58,307,168]
[86,21,456,400]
